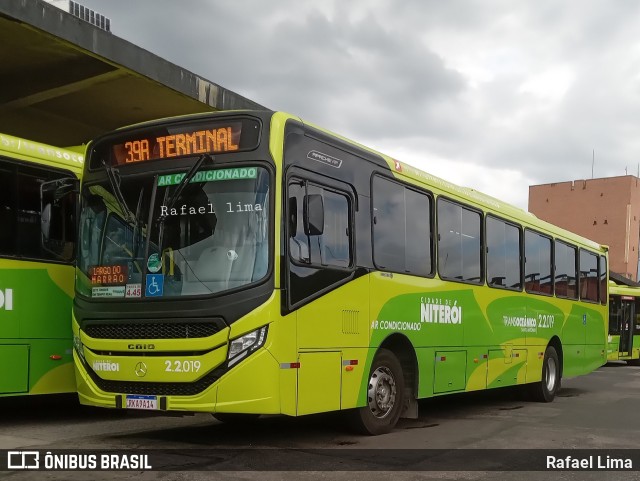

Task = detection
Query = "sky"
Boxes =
[75,0,640,210]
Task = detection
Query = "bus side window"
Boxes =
[578,249,598,302]
[525,230,553,295]
[0,163,16,255]
[437,198,482,284]
[41,177,78,262]
[599,255,607,304]
[0,162,77,263]
[486,215,522,290]
[372,175,432,277]
[288,179,351,269]
[555,240,578,299]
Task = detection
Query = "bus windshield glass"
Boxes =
[77,165,270,299]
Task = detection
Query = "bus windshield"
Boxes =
[77,165,270,299]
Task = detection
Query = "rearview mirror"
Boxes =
[304,194,324,236]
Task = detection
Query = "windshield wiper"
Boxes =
[101,159,136,225]
[132,188,144,257]
[164,154,214,214]
[156,154,214,250]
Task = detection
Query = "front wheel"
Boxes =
[528,345,561,402]
[347,349,405,435]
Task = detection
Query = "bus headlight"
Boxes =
[227,326,268,367]
[73,334,85,362]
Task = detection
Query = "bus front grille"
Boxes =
[84,322,222,340]
[87,365,227,396]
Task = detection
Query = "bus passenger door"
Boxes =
[285,174,368,415]
[608,296,622,359]
[619,298,634,358]
[633,299,640,360]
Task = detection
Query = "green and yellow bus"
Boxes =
[608,283,640,365]
[73,111,608,434]
[0,132,82,396]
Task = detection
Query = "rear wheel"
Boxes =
[348,348,405,435]
[626,359,640,366]
[528,345,561,402]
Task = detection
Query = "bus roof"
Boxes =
[610,283,640,297]
[0,132,84,175]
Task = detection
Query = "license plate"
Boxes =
[125,394,158,410]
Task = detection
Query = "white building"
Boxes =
[44,0,110,32]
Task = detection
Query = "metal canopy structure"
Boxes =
[0,0,266,147]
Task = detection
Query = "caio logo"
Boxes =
[0,289,13,310]
[128,343,155,350]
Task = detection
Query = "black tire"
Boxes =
[212,413,260,424]
[626,359,640,366]
[528,346,561,402]
[347,348,405,435]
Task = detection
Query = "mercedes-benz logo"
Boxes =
[134,361,148,378]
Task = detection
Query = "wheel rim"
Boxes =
[367,366,397,419]
[545,356,557,392]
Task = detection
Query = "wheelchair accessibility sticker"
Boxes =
[145,274,164,297]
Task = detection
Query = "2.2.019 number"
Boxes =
[537,314,555,329]
[164,360,201,373]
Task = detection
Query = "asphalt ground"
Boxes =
[1,362,639,481]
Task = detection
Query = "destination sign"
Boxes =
[114,124,241,164]
[92,117,261,168]
[89,264,128,285]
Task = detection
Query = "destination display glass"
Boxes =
[89,117,261,168]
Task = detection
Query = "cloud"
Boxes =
[76,0,640,209]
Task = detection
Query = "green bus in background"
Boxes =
[0,132,82,396]
[608,283,640,364]
[73,111,609,434]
